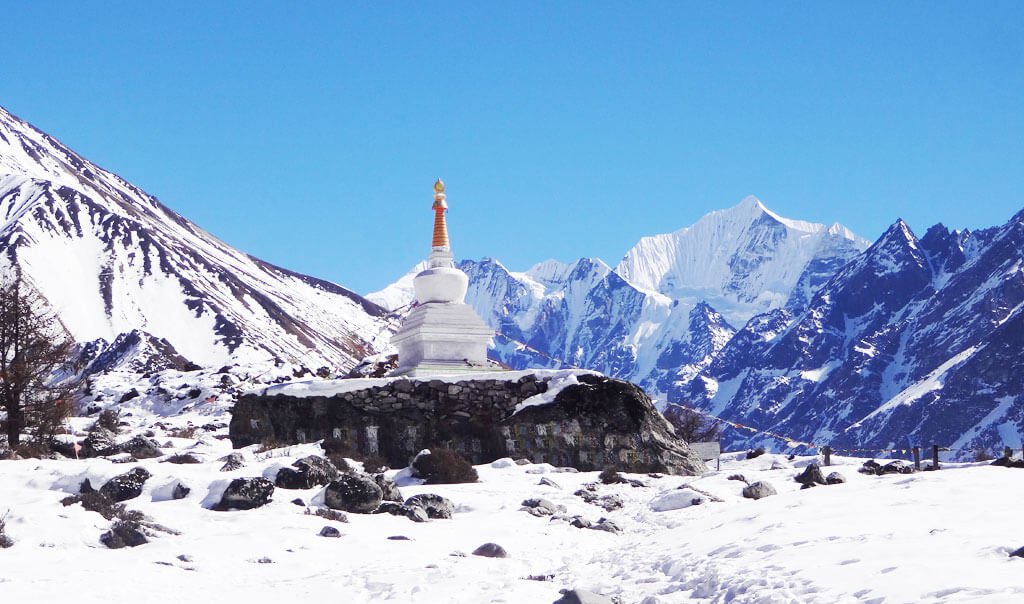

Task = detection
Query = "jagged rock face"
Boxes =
[368,198,866,399]
[0,105,390,372]
[682,210,1024,459]
[229,373,707,475]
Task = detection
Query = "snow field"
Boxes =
[2,412,1023,604]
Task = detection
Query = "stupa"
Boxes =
[390,179,500,377]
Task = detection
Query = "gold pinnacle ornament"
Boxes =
[431,178,450,249]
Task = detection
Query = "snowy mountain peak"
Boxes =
[0,104,390,371]
[615,197,869,326]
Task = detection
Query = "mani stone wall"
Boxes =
[229,372,707,475]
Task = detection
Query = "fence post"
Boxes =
[822,446,832,466]
[912,446,920,470]
[932,444,940,470]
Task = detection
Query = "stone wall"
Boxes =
[229,373,706,475]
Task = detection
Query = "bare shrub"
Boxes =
[361,455,388,474]
[167,426,198,439]
[0,510,13,548]
[664,405,721,443]
[599,467,626,484]
[411,448,478,484]
[94,409,121,433]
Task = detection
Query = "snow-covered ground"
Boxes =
[1,405,1022,603]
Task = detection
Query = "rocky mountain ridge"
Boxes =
[0,105,392,374]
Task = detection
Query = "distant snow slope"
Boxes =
[370,198,867,399]
[0,105,391,371]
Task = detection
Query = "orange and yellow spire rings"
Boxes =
[431,178,450,249]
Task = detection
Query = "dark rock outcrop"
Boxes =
[100,467,152,502]
[323,474,382,514]
[100,521,148,549]
[275,455,340,490]
[795,463,827,487]
[230,373,706,475]
[213,478,274,511]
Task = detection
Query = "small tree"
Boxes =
[0,278,75,451]
[664,405,721,443]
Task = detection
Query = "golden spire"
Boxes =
[431,178,449,249]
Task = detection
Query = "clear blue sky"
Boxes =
[2,1,1022,294]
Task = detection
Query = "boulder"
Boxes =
[472,542,508,558]
[746,447,766,460]
[859,460,882,475]
[880,461,915,475]
[81,428,118,457]
[100,521,148,549]
[742,481,777,500]
[324,474,383,514]
[406,506,429,523]
[553,589,616,604]
[405,493,454,519]
[596,494,623,512]
[172,483,191,500]
[826,472,846,485]
[1010,546,1024,558]
[538,477,561,489]
[590,519,622,534]
[275,455,340,489]
[213,477,274,511]
[117,436,163,460]
[794,463,827,487]
[521,498,565,517]
[649,488,710,512]
[100,467,152,502]
[318,526,341,538]
[373,473,403,502]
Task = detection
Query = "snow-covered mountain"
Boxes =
[0,105,392,373]
[369,198,868,398]
[682,210,1024,458]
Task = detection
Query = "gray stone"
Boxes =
[324,474,383,514]
[405,493,454,519]
[553,589,616,604]
[318,526,341,538]
[742,481,778,500]
[539,477,561,489]
[406,506,429,523]
[471,542,508,558]
[521,497,564,516]
[117,436,163,459]
[795,463,827,486]
[590,519,622,534]
[826,472,846,485]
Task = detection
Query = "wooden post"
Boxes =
[932,444,940,470]
[1005,446,1014,460]
[912,446,920,470]
[822,446,832,466]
